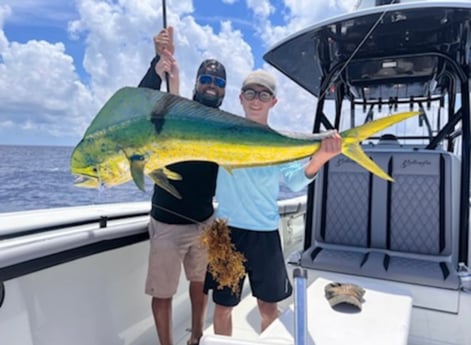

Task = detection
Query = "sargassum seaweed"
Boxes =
[201,218,246,295]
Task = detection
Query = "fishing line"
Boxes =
[318,1,394,103]
[151,202,206,225]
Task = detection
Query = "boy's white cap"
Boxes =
[242,70,276,96]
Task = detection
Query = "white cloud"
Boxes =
[0,5,11,54]
[246,0,275,18]
[0,0,360,145]
[0,25,93,140]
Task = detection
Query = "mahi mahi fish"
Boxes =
[70,87,419,198]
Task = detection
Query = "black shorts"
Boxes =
[203,226,292,307]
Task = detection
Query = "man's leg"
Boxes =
[257,299,279,332]
[188,281,207,344]
[213,304,234,336]
[152,297,173,345]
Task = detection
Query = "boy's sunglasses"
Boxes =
[198,74,226,88]
[241,88,273,102]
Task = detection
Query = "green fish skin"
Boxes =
[70,87,419,198]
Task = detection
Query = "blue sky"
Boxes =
[0,0,361,146]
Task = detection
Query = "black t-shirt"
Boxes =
[150,161,218,223]
[138,56,219,224]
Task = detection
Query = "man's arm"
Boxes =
[138,55,162,90]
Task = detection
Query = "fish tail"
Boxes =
[339,111,420,181]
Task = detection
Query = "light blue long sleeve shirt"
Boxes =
[215,161,315,231]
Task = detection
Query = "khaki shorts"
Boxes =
[145,216,212,298]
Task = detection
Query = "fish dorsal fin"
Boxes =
[163,94,282,134]
[84,87,168,136]
[148,168,182,199]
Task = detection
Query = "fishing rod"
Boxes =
[161,0,170,92]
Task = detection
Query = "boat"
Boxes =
[205,1,471,344]
[1,0,471,344]
[0,198,306,345]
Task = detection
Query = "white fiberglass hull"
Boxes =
[1,198,470,345]
[0,198,306,345]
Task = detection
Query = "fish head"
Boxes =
[70,139,132,189]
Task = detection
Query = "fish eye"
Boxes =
[130,154,145,161]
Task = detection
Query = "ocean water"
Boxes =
[0,145,306,213]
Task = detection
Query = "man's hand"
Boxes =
[155,48,179,95]
[153,26,175,55]
[155,49,178,80]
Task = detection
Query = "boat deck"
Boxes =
[199,268,471,345]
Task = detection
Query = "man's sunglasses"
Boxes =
[198,74,226,88]
[241,88,273,102]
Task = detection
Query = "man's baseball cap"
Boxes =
[196,59,226,80]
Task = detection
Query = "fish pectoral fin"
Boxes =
[129,154,148,191]
[148,168,182,199]
[221,165,234,174]
[342,143,394,182]
[160,167,182,181]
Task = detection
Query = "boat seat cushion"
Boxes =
[313,154,372,248]
[303,148,461,289]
